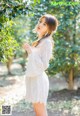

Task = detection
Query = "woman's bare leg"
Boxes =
[32,102,48,116]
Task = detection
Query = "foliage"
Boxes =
[49,38,80,75]
[0,20,19,62]
[47,1,80,76]
[0,0,31,62]
[0,0,29,22]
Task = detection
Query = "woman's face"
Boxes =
[36,17,49,37]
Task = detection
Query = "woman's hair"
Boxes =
[32,14,59,47]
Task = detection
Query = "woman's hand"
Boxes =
[22,43,32,54]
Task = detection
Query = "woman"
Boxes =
[23,14,59,116]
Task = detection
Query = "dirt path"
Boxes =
[0,76,25,105]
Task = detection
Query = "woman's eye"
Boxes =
[43,23,46,26]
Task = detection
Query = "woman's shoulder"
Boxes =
[36,35,54,48]
[42,36,54,45]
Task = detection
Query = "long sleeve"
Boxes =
[26,39,53,77]
[40,40,53,70]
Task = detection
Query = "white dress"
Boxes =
[25,35,53,106]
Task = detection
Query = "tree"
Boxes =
[0,0,40,73]
[48,0,80,90]
[0,0,31,74]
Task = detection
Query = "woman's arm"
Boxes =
[40,40,53,70]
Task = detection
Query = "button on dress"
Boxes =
[25,36,53,106]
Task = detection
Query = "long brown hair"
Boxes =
[32,34,51,47]
[32,14,59,47]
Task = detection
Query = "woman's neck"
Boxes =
[38,34,44,40]
[38,33,51,40]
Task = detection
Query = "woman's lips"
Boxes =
[38,27,40,30]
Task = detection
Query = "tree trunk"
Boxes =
[68,68,74,90]
[6,58,13,75]
[23,51,28,59]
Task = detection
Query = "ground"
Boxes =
[0,59,80,116]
